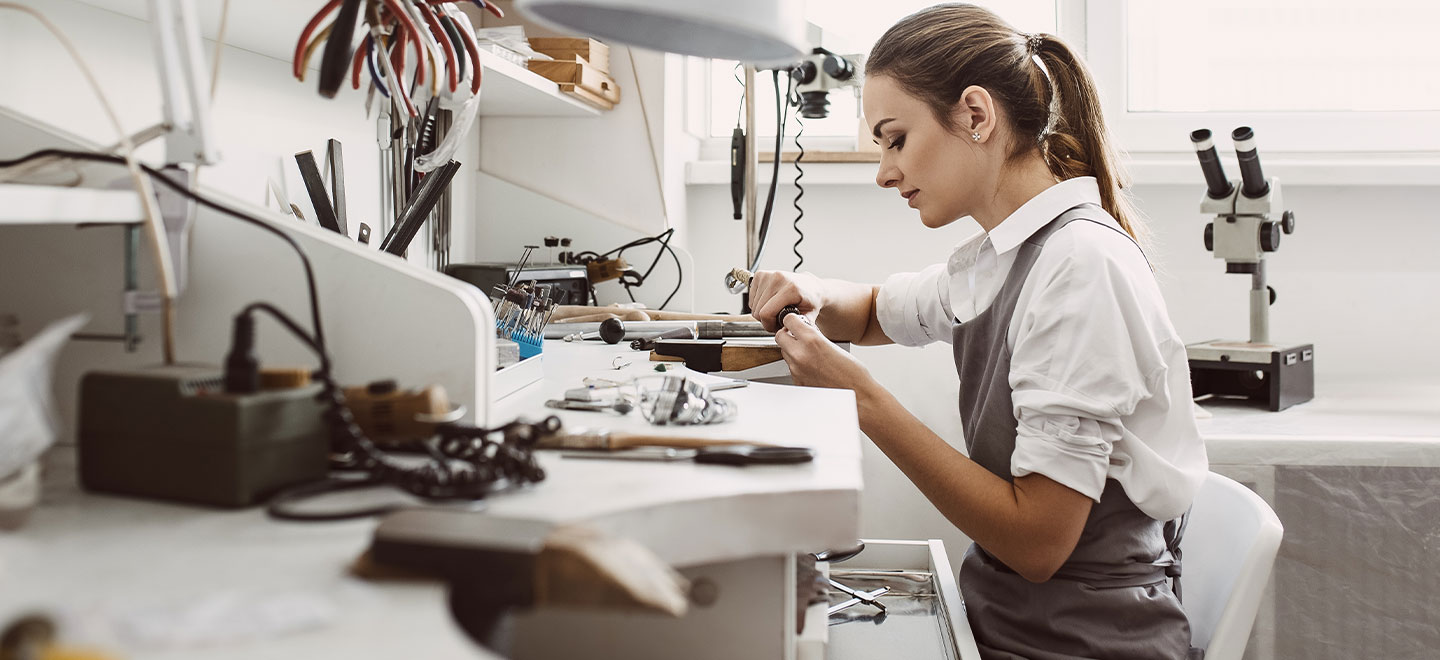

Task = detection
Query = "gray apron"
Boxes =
[952,203,1201,660]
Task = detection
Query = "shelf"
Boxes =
[474,50,602,118]
[0,184,142,226]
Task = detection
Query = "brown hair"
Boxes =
[867,3,1143,241]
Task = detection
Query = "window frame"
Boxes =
[1086,1,1440,155]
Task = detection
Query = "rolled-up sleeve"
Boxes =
[1006,239,1168,502]
[876,262,953,347]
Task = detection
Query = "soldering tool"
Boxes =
[724,267,801,328]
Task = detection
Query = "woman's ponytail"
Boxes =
[1033,35,1144,242]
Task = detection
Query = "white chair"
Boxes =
[1179,472,1284,660]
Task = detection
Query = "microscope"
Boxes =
[1186,127,1313,411]
[789,47,863,119]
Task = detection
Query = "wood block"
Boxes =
[529,58,620,105]
[529,37,610,73]
[650,341,783,373]
[558,83,615,110]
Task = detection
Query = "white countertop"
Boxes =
[380,341,863,567]
[1197,379,1440,466]
[1,339,863,658]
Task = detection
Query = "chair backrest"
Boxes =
[1178,472,1284,660]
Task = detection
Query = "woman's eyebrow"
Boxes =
[871,118,896,139]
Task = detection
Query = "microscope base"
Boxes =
[1187,340,1314,412]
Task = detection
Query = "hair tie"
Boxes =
[1026,33,1058,145]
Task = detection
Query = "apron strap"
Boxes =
[1163,510,1191,602]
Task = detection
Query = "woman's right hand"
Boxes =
[749,270,825,332]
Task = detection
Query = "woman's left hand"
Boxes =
[774,313,876,394]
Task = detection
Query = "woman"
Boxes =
[749,5,1209,659]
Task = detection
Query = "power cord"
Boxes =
[748,69,790,272]
[226,301,553,520]
[583,228,683,310]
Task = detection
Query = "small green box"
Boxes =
[78,365,329,508]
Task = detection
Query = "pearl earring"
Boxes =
[972,132,981,142]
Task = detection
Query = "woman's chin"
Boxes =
[917,208,958,229]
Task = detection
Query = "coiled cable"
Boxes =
[791,111,806,272]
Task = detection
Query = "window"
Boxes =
[1089,0,1440,153]
[695,1,1060,153]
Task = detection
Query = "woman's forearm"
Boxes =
[817,281,890,345]
[855,383,1091,582]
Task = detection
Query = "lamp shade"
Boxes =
[516,0,807,62]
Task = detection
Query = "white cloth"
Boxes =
[875,177,1208,520]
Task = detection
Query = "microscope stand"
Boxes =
[1187,340,1314,412]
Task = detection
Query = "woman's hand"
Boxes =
[774,313,877,396]
[749,270,825,332]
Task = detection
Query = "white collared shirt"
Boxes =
[875,177,1208,521]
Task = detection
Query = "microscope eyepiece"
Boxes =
[1231,126,1270,199]
[1191,129,1234,199]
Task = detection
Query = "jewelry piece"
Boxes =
[972,132,981,142]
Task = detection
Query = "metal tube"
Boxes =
[1190,129,1234,199]
[1232,126,1270,199]
[544,320,771,341]
[1250,259,1269,344]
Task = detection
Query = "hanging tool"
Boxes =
[317,0,364,98]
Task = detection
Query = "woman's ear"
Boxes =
[953,85,997,143]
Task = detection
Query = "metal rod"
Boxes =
[743,65,758,271]
[1250,259,1269,344]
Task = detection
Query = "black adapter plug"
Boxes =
[224,312,261,394]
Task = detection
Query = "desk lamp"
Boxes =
[516,0,807,61]
[143,0,217,298]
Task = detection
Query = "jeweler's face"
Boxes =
[863,75,986,229]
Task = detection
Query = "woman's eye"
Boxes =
[887,136,905,150]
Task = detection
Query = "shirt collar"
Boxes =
[984,177,1104,256]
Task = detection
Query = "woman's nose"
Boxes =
[876,163,900,189]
